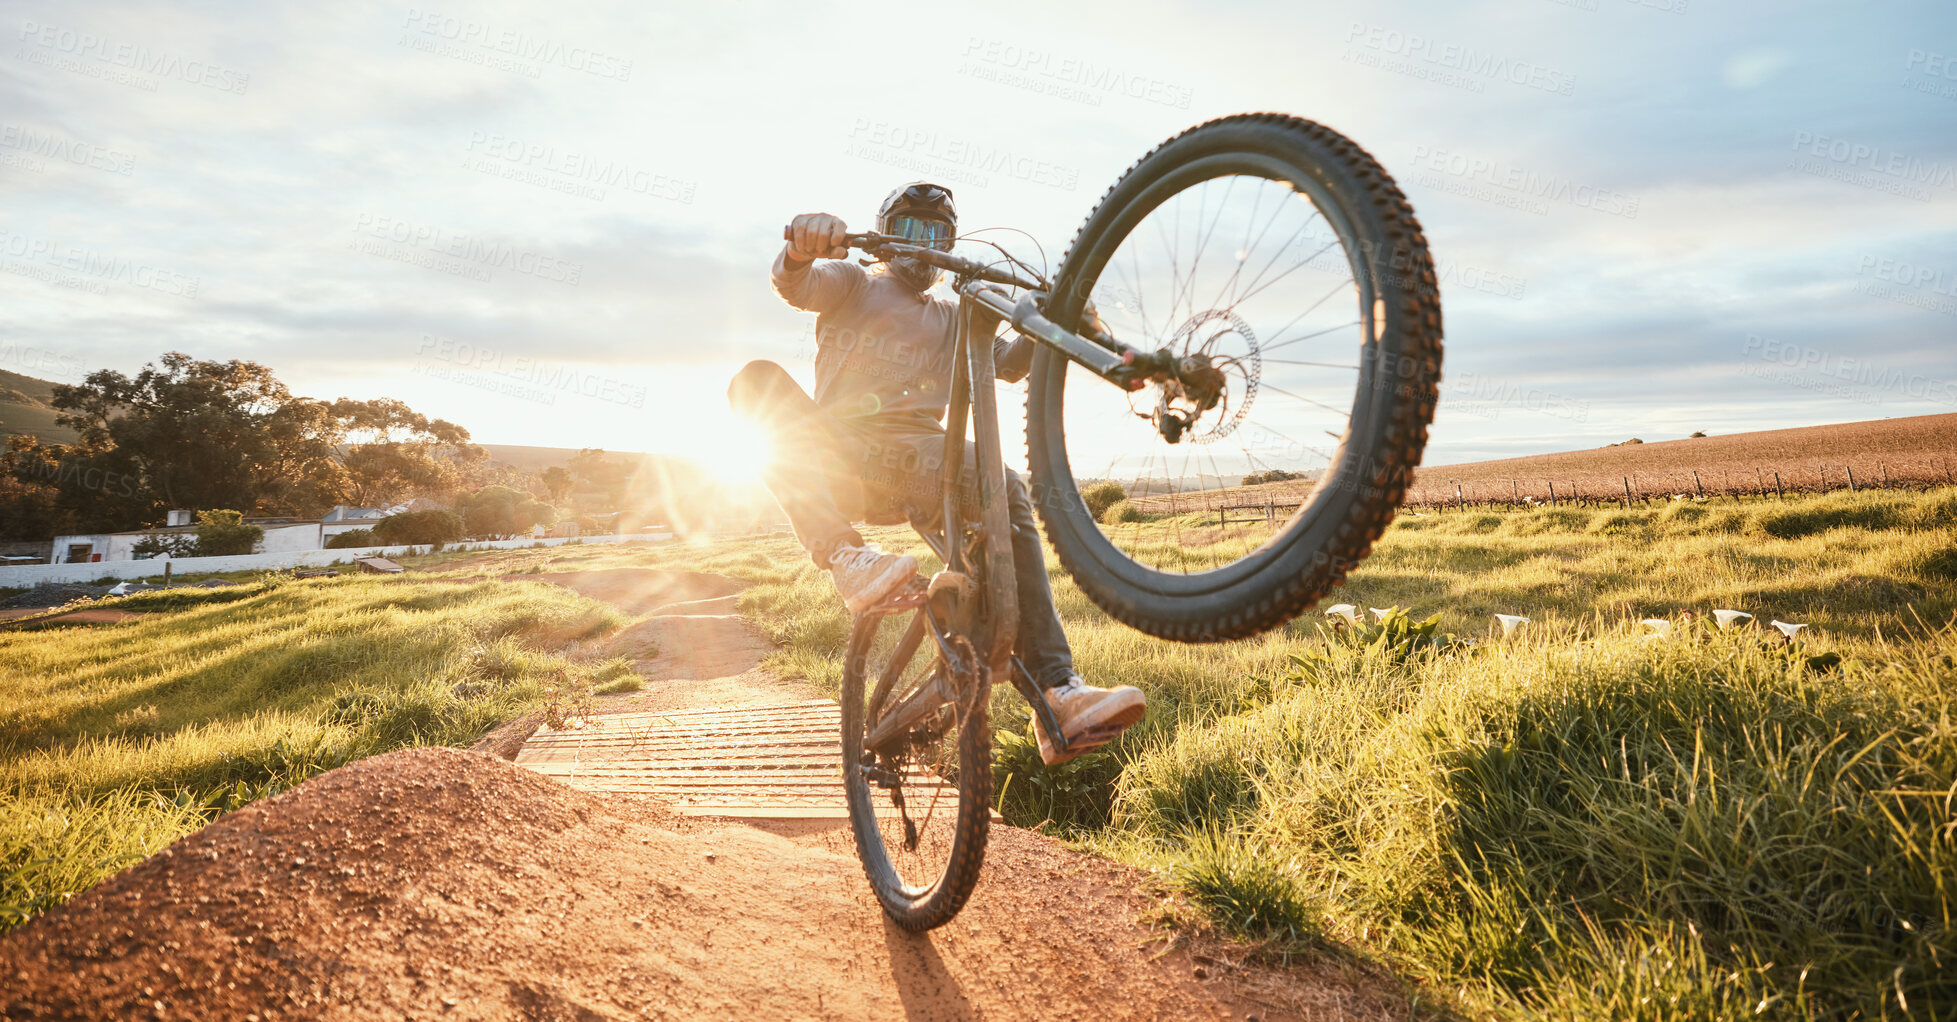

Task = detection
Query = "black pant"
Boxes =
[727,360,1075,688]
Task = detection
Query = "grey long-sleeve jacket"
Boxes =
[772,249,1032,432]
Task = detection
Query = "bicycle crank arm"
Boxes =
[1008,656,1070,755]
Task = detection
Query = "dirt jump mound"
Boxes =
[2,745,1401,1020]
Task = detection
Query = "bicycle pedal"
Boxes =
[927,570,975,603]
[871,577,931,613]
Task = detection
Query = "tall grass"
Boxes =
[700,487,1957,1019]
[0,573,626,932]
[15,489,1949,1015]
[396,489,1957,1016]
[443,491,1957,1015]
[1028,488,1957,1019]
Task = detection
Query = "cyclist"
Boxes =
[729,181,1143,765]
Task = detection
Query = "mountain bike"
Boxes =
[791,113,1443,930]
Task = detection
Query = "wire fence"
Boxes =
[1130,453,1957,522]
[1404,454,1957,512]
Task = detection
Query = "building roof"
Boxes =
[321,506,389,522]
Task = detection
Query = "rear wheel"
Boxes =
[1028,113,1443,642]
[839,604,992,930]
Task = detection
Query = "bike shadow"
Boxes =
[880,914,978,1020]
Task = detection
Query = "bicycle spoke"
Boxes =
[1056,171,1372,577]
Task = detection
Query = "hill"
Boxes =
[0,369,673,479]
[1409,411,1957,502]
[1130,412,1957,513]
[0,368,78,443]
[478,443,650,474]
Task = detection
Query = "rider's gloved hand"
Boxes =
[788,213,849,263]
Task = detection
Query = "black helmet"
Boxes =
[875,182,955,292]
[876,181,957,234]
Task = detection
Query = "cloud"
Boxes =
[1,0,1952,458]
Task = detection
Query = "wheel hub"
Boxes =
[1153,309,1259,444]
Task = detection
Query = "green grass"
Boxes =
[7,489,1954,1017]
[1036,488,1957,1020]
[0,573,626,931]
[676,487,1957,1020]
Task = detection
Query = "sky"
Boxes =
[1,0,1953,470]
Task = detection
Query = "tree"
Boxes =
[33,350,481,528]
[457,485,556,539]
[52,354,290,517]
[568,448,634,507]
[131,533,197,558]
[373,509,463,546]
[335,397,482,506]
[194,509,262,556]
[0,435,83,539]
[323,528,376,549]
[541,466,573,502]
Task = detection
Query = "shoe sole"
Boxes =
[1063,696,1146,737]
[1037,703,1146,766]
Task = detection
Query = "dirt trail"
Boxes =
[0,569,1410,1021]
[528,568,811,714]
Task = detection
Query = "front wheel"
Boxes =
[839,605,992,930]
[1028,113,1443,642]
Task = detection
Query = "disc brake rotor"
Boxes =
[1159,308,1259,443]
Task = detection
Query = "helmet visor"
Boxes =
[888,215,953,250]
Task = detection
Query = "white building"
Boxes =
[51,520,326,564]
[48,501,435,563]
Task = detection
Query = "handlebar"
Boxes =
[779,225,1043,291]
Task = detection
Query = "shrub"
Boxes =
[130,534,197,559]
[458,485,556,539]
[1171,825,1322,943]
[193,509,261,556]
[1100,499,1151,525]
[373,509,463,547]
[1753,499,1902,539]
[1079,481,1127,520]
[992,718,1120,832]
[323,529,375,549]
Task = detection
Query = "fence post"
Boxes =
[1693,470,1703,498]
[1881,463,1889,488]
[1774,471,1783,500]
[1622,476,1632,507]
[1847,465,1856,491]
[1547,480,1556,505]
[1512,479,1519,502]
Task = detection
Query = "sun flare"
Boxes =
[686,415,774,485]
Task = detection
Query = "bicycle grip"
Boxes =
[783,226,886,244]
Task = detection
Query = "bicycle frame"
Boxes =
[778,226,1177,757]
[854,262,1085,758]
